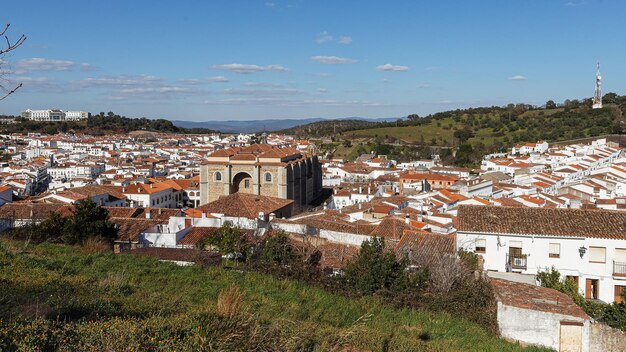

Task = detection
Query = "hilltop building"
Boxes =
[21,109,88,121]
[199,144,322,207]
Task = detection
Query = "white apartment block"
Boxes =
[21,109,88,122]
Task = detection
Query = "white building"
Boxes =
[21,109,88,122]
[457,206,626,304]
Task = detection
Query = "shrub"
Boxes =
[343,236,410,295]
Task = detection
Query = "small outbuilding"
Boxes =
[491,278,590,351]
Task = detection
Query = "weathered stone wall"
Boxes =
[589,322,626,352]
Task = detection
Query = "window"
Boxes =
[214,172,222,181]
[244,179,250,189]
[615,285,626,304]
[589,246,606,263]
[549,243,560,258]
[265,172,272,183]
[475,239,486,254]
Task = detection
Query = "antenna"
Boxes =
[592,62,602,109]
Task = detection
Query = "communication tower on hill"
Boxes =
[592,62,602,109]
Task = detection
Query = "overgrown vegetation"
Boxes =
[0,239,547,351]
[537,267,626,331]
[6,199,117,246]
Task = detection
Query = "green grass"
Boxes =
[0,240,549,351]
[346,117,459,145]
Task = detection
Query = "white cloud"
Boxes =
[244,82,285,88]
[316,31,333,44]
[177,76,229,85]
[376,63,409,72]
[211,63,288,74]
[73,74,203,100]
[265,2,275,7]
[565,1,586,6]
[208,76,229,82]
[223,87,302,96]
[14,58,75,74]
[317,88,328,93]
[338,36,352,45]
[418,83,431,88]
[311,55,356,64]
[508,75,528,81]
[80,63,98,72]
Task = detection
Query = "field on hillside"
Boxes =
[0,239,549,351]
[345,117,459,145]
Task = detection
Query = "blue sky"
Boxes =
[1,0,624,121]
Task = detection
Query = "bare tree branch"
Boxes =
[0,23,27,101]
[0,82,22,101]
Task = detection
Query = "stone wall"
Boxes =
[589,322,626,352]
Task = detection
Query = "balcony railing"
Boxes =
[614,261,626,277]
[506,254,527,271]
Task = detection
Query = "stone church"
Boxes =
[199,144,323,207]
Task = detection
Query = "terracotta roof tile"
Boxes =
[458,205,626,239]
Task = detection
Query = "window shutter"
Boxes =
[589,247,606,263]
[615,249,626,262]
[549,243,560,256]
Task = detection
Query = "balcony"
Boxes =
[613,261,626,277]
[506,254,527,271]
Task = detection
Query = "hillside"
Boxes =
[294,94,626,164]
[0,112,218,135]
[0,240,547,351]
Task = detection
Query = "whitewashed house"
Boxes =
[457,205,626,304]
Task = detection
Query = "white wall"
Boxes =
[458,231,626,303]
[498,303,589,352]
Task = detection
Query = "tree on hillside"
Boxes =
[545,100,557,109]
[62,199,117,245]
[203,222,249,261]
[344,236,409,295]
[0,24,27,101]
[407,114,420,121]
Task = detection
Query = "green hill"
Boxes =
[0,239,547,351]
[1,112,218,135]
[296,94,626,165]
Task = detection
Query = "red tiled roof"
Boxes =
[458,205,626,239]
[197,193,293,219]
[491,279,588,320]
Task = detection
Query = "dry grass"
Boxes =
[82,237,111,254]
[217,285,244,318]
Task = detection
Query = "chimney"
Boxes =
[359,186,362,193]
[334,188,338,195]
[405,214,410,224]
[358,203,362,210]
[368,186,371,194]
[269,213,276,221]
[201,211,206,218]
[138,187,142,193]
[418,212,424,222]
[145,210,151,219]
[122,187,126,192]
[150,183,154,188]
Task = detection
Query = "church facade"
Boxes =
[199,144,323,207]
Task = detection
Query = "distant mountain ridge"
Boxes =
[171,116,399,134]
